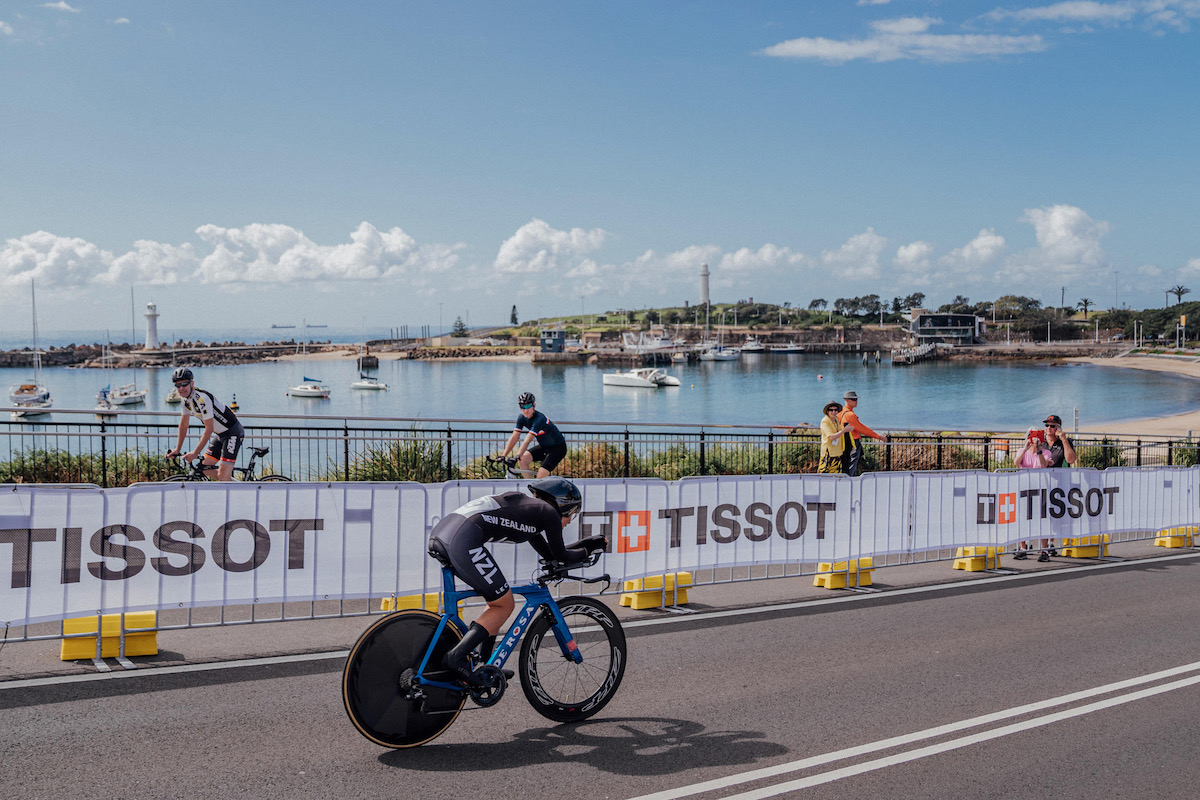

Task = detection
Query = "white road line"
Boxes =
[722,672,1200,799]
[0,650,350,690]
[626,659,1200,800]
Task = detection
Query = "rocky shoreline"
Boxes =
[0,339,1124,369]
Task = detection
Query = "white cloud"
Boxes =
[718,243,809,273]
[493,218,607,274]
[102,240,197,285]
[0,20,13,36]
[1178,257,1200,280]
[114,18,130,25]
[820,229,887,280]
[0,231,113,290]
[194,222,463,284]
[895,240,934,271]
[986,1,1139,24]
[997,205,1110,284]
[41,2,81,12]
[984,1,1200,31]
[762,17,1047,63]
[941,228,1007,271]
[857,0,892,5]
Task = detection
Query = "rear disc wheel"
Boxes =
[342,610,465,748]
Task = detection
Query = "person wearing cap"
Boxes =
[1042,414,1077,468]
[838,390,888,477]
[1011,426,1055,561]
[818,401,852,474]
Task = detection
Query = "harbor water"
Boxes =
[2,346,1197,432]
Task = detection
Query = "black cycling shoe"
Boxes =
[443,621,491,685]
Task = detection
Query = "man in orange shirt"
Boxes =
[838,390,888,476]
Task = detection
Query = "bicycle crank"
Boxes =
[467,665,507,707]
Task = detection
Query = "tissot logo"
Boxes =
[576,501,837,549]
[977,487,1119,524]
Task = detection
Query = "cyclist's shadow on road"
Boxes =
[380,716,788,776]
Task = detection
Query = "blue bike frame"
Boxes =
[415,567,584,692]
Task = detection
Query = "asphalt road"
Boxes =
[4,556,1200,799]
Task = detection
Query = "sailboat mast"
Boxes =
[31,280,41,378]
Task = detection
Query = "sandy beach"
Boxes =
[1071,354,1200,436]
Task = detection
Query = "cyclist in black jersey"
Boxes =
[427,476,606,686]
[500,392,567,478]
[164,367,245,482]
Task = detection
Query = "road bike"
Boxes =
[485,453,536,478]
[342,550,626,748]
[165,446,292,482]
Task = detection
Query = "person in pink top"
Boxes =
[1011,427,1056,561]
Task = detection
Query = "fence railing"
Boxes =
[2,410,1196,486]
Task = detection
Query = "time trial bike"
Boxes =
[342,549,626,748]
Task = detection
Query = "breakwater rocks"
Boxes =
[0,346,101,368]
[403,347,534,360]
[945,344,1125,360]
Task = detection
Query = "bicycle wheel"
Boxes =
[164,474,201,482]
[342,610,466,748]
[257,475,292,482]
[519,596,626,723]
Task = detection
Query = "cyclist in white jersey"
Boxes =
[164,367,245,481]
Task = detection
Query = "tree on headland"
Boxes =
[1077,298,1094,319]
[808,298,827,310]
[1170,285,1190,305]
[510,305,519,325]
[452,316,468,337]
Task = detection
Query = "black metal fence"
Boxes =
[1,411,1196,487]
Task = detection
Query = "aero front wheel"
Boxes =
[163,474,197,483]
[257,475,292,482]
[342,610,465,749]
[519,596,626,723]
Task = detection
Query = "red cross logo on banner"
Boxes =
[998,492,1017,524]
[617,510,651,553]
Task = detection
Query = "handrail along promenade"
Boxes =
[2,408,1196,485]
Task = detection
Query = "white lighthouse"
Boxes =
[144,302,160,350]
[699,263,710,308]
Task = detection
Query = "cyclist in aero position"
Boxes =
[500,392,567,478]
[164,367,245,482]
[428,477,606,686]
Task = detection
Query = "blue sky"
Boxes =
[2,1,1199,335]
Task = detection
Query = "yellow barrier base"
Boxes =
[1154,526,1198,548]
[60,612,158,660]
[1059,535,1110,558]
[381,593,457,612]
[953,546,1005,572]
[620,572,692,610]
[814,558,874,589]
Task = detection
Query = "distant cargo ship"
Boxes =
[271,324,296,329]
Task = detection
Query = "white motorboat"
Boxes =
[602,367,681,388]
[165,387,182,404]
[12,400,52,419]
[698,346,740,361]
[108,382,148,405]
[288,377,331,398]
[770,342,805,353]
[351,373,389,391]
[739,336,766,353]
[10,281,52,417]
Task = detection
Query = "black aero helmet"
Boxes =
[518,392,535,406]
[172,367,194,384]
[528,476,582,519]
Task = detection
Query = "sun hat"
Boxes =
[843,391,858,400]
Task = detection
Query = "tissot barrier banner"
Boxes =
[1,467,1194,626]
